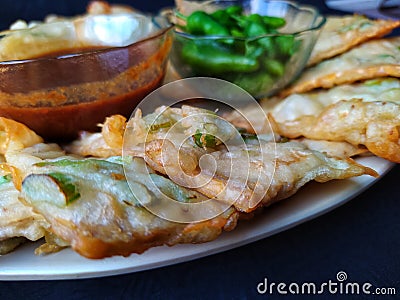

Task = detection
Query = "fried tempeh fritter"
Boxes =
[122,106,376,212]
[0,168,48,245]
[274,99,400,163]
[0,119,51,254]
[21,156,239,259]
[308,15,400,66]
[227,78,400,163]
[281,37,400,97]
[133,139,376,213]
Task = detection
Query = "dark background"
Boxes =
[0,1,399,299]
[0,0,176,30]
[0,0,339,30]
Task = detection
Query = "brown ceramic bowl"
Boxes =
[0,13,173,141]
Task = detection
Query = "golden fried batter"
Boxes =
[0,117,43,155]
[226,79,400,163]
[281,37,400,97]
[65,115,126,157]
[134,139,376,213]
[308,15,400,66]
[0,163,48,246]
[274,99,400,163]
[21,157,239,259]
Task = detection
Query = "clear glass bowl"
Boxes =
[167,0,326,98]
[0,13,173,141]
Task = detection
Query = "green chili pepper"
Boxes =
[192,130,219,149]
[247,14,264,24]
[0,174,12,186]
[230,71,274,95]
[225,5,242,15]
[263,59,285,77]
[262,16,286,28]
[245,21,268,37]
[149,121,173,132]
[176,6,297,96]
[211,9,235,29]
[47,172,81,205]
[181,40,259,74]
[230,14,248,29]
[245,41,265,59]
[186,11,230,36]
[250,36,277,59]
[230,28,246,37]
[275,35,295,57]
[241,132,258,142]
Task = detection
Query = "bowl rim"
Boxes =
[167,0,326,39]
[0,13,174,65]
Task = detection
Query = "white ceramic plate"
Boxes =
[0,156,394,280]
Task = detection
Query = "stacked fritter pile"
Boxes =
[248,15,400,163]
[0,14,399,259]
[272,15,400,163]
[0,104,376,258]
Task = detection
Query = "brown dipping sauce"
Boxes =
[1,75,164,141]
[0,28,172,141]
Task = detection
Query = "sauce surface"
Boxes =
[0,29,173,141]
[0,74,164,141]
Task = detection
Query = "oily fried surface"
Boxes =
[0,142,72,254]
[51,210,237,259]
[226,79,399,162]
[4,109,241,258]
[71,105,377,215]
[31,197,238,259]
[0,117,43,155]
[264,78,400,123]
[65,115,126,157]
[308,15,400,66]
[275,99,400,163]
[0,122,51,252]
[21,157,239,259]
[135,139,376,213]
[280,38,400,97]
[7,101,380,258]
[68,105,237,158]
[294,138,368,159]
[0,164,48,244]
[227,77,400,132]
[0,192,48,244]
[223,108,368,158]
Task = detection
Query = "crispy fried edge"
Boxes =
[308,17,400,66]
[280,65,400,98]
[46,212,239,259]
[274,99,400,163]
